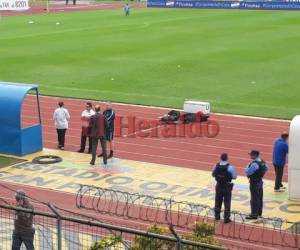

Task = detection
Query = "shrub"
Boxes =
[88,235,122,250]
[131,224,175,250]
[182,221,220,250]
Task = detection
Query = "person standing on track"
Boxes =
[245,150,269,220]
[78,102,95,154]
[212,153,237,224]
[98,102,115,159]
[53,101,70,150]
[272,132,289,192]
[89,105,108,167]
[66,0,76,5]
[12,190,35,250]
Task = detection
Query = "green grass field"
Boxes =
[0,156,22,167]
[0,8,300,119]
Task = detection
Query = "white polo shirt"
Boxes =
[53,107,70,129]
[81,109,95,127]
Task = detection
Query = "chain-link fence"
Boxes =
[0,203,226,250]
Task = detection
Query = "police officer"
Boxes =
[98,102,115,159]
[12,190,35,250]
[245,150,269,220]
[212,153,237,223]
[66,0,76,5]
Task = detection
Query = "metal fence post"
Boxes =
[48,203,62,250]
[169,225,181,250]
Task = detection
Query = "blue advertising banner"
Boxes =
[148,0,300,10]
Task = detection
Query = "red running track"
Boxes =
[22,95,290,181]
[0,95,291,250]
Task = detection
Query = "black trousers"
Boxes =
[66,0,76,5]
[250,181,263,216]
[91,137,107,165]
[56,129,67,148]
[12,231,35,250]
[273,164,284,190]
[214,182,233,220]
[80,134,92,153]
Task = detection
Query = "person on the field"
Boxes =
[98,102,115,159]
[78,102,95,154]
[124,3,130,16]
[53,101,70,150]
[12,190,35,250]
[272,132,289,192]
[89,105,108,167]
[245,150,269,220]
[66,0,76,5]
[212,153,237,224]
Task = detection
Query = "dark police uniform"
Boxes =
[246,158,268,219]
[103,108,115,142]
[66,0,76,5]
[212,161,236,223]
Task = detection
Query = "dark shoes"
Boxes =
[245,215,258,220]
[78,149,92,154]
[98,151,114,158]
[224,219,232,224]
[90,161,95,166]
[215,216,231,224]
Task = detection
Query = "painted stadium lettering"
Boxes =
[178,187,198,195]
[263,200,284,210]
[57,182,81,190]
[94,174,112,181]
[164,185,183,194]
[139,182,168,191]
[187,188,213,198]
[54,168,79,177]
[105,176,134,185]
[280,204,300,214]
[74,171,99,179]
[0,2,9,8]
[231,194,248,202]
[115,115,220,138]
[15,1,27,7]
[23,177,57,186]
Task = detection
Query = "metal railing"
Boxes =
[76,184,300,249]
[0,203,226,250]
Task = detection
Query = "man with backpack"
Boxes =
[212,153,237,223]
[245,150,269,220]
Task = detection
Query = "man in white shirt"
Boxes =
[78,102,95,153]
[53,101,70,150]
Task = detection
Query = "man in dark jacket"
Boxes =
[245,150,269,220]
[272,133,289,192]
[212,153,237,223]
[89,105,108,167]
[12,190,35,250]
[98,102,115,159]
